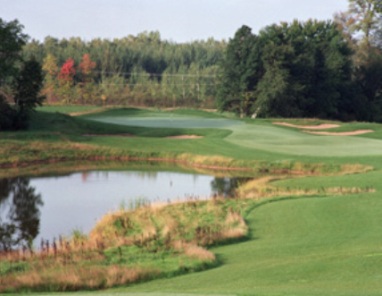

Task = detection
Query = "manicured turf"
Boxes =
[120,193,382,296]
[86,108,382,157]
[4,107,382,296]
[226,123,382,157]
[83,109,382,296]
[90,115,243,129]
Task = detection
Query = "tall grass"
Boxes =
[0,196,250,293]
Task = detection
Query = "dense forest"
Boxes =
[22,33,225,108]
[1,0,382,130]
[218,0,382,121]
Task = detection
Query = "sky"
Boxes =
[2,0,349,43]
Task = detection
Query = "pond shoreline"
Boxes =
[0,154,339,180]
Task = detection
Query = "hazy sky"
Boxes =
[2,0,349,42]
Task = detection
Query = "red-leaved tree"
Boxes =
[59,58,76,82]
[79,54,96,78]
[78,54,96,103]
[58,58,76,103]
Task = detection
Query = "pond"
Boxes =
[0,169,241,250]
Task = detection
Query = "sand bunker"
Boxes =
[166,135,203,139]
[274,122,340,130]
[306,130,374,136]
[274,121,374,136]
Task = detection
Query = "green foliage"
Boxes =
[22,33,225,107]
[0,18,44,130]
[350,49,382,121]
[347,0,382,49]
[218,20,354,119]
[0,18,28,85]
[0,95,16,130]
[333,0,382,122]
[217,25,260,116]
[14,59,45,111]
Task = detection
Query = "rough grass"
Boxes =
[37,105,103,115]
[237,175,375,199]
[119,192,382,296]
[0,197,250,293]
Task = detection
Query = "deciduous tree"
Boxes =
[218,21,353,119]
[335,0,382,53]
[42,53,59,102]
[14,59,44,111]
[0,19,28,86]
[79,53,96,78]
[57,58,76,103]
[78,53,96,103]
[0,18,45,130]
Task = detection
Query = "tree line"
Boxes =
[1,0,382,131]
[218,0,382,121]
[22,32,225,108]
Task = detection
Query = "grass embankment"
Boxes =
[0,108,358,175]
[123,191,382,296]
[0,197,249,292]
[1,106,382,295]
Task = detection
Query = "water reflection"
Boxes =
[0,172,248,248]
[0,178,43,251]
[211,177,248,198]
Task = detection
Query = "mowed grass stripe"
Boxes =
[226,124,382,157]
[88,116,243,129]
[18,108,382,296]
[121,194,382,296]
[86,113,382,157]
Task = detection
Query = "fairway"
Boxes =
[89,115,244,129]
[87,113,382,157]
[83,111,382,295]
[226,124,382,157]
[3,109,382,296]
[119,192,382,296]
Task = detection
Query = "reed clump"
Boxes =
[237,176,375,199]
[90,197,249,251]
[0,197,249,293]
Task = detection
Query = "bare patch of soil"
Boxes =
[273,122,340,130]
[306,130,374,136]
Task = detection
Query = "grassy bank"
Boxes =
[1,106,382,295]
[122,192,382,296]
[1,109,361,175]
[0,196,250,292]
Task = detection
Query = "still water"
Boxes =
[0,170,238,250]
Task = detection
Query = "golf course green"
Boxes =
[86,108,382,157]
[73,108,382,295]
[2,106,382,296]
